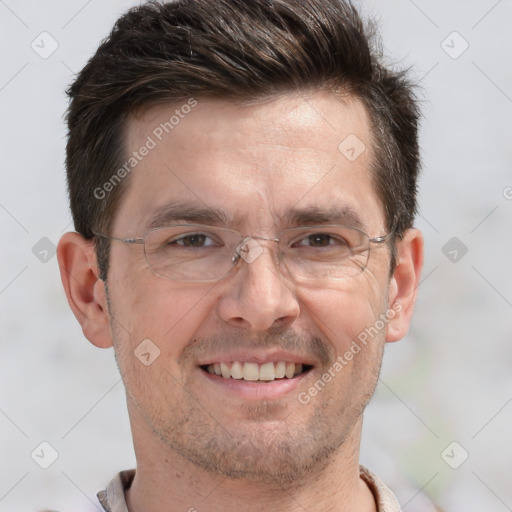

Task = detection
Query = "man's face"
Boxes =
[106,92,393,483]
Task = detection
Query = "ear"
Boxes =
[57,232,113,348]
[386,228,424,343]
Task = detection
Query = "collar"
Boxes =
[97,465,400,512]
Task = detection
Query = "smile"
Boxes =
[201,361,312,382]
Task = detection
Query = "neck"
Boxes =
[125,412,377,512]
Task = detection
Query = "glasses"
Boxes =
[93,224,392,282]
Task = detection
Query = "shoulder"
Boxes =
[39,470,135,512]
[97,469,136,512]
[360,466,446,512]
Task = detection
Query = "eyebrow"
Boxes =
[144,202,365,232]
[281,206,365,230]
[145,202,236,231]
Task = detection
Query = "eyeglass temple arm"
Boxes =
[92,232,144,244]
[369,231,402,244]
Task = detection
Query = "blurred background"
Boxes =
[1,0,511,510]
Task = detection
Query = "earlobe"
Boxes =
[386,228,424,343]
[57,232,113,348]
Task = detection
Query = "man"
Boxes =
[57,0,427,510]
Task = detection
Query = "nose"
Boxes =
[217,241,300,331]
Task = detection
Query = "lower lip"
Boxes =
[199,368,311,400]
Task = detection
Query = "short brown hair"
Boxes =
[65,0,420,278]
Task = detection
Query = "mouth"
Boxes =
[200,361,313,382]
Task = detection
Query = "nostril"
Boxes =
[227,316,252,329]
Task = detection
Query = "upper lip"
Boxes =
[197,349,316,367]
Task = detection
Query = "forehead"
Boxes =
[115,91,384,234]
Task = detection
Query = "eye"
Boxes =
[294,233,348,248]
[171,233,217,248]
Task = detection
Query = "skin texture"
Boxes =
[58,91,424,512]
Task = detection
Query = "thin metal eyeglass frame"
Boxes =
[92,225,394,282]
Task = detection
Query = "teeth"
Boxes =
[242,362,259,381]
[220,362,231,379]
[231,361,243,379]
[205,361,307,381]
[275,361,286,378]
[285,362,295,379]
[259,362,275,381]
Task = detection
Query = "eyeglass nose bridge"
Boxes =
[232,235,280,266]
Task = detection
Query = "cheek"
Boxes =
[108,270,218,358]
[298,273,387,354]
